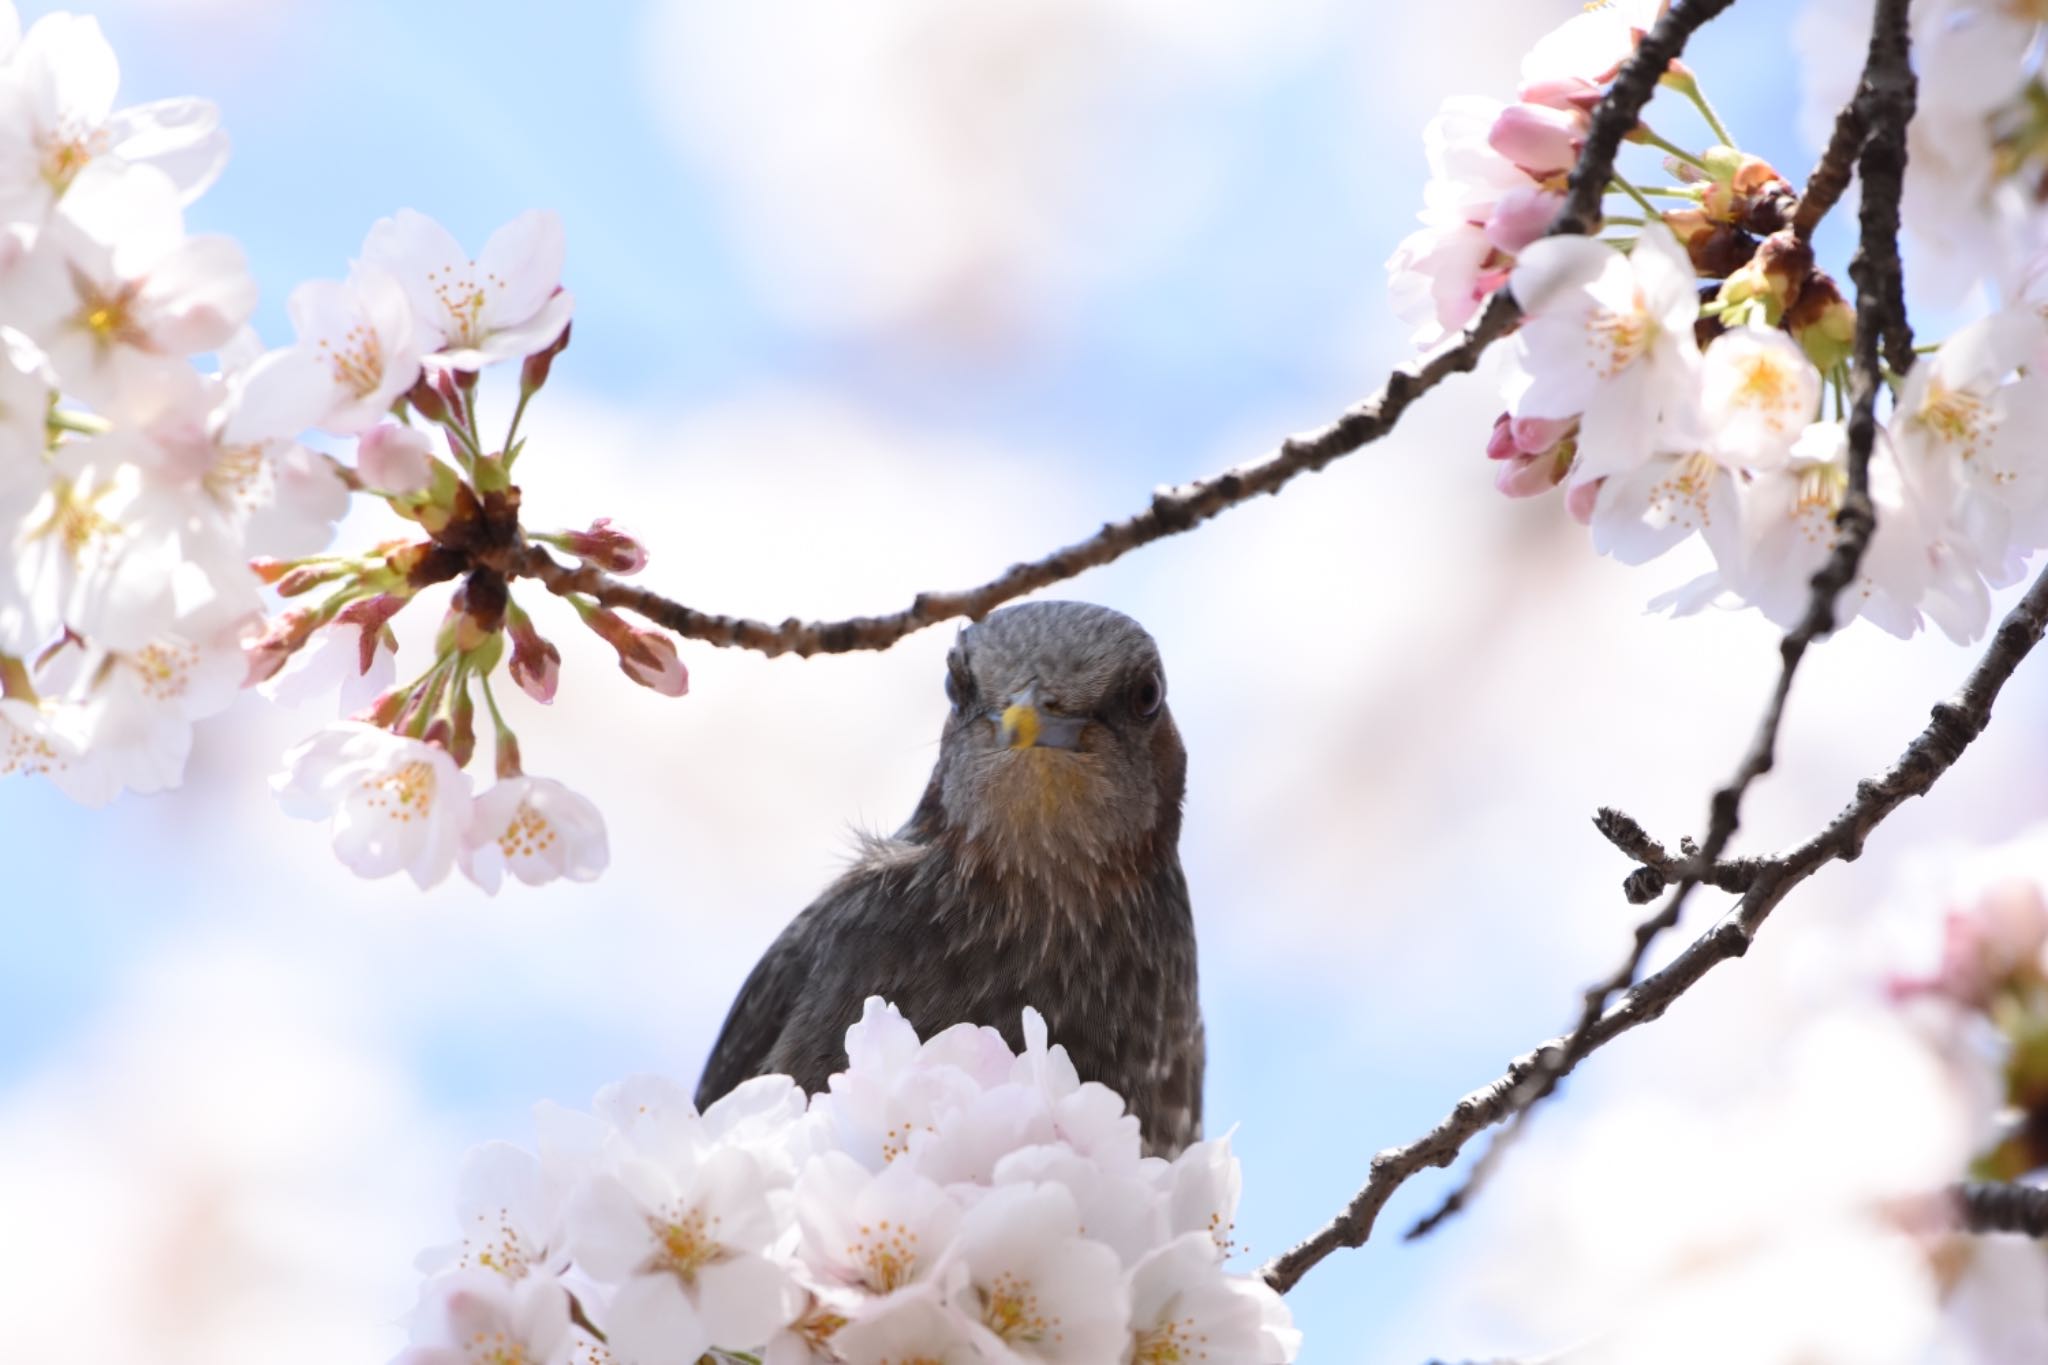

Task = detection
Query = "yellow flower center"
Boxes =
[424,262,506,348]
[1134,1311,1208,1364]
[1914,376,1989,458]
[362,760,436,823]
[462,1328,531,1365]
[1587,288,1655,379]
[649,1205,725,1284]
[27,476,120,560]
[495,800,558,862]
[980,1270,1053,1345]
[1730,352,1802,431]
[39,125,107,194]
[315,320,388,398]
[847,1218,921,1293]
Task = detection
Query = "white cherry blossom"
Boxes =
[271,722,474,888]
[1505,223,1701,480]
[0,10,227,227]
[565,1140,798,1364]
[362,209,573,370]
[394,1269,575,1365]
[1125,1233,1272,1365]
[460,774,610,893]
[40,626,243,806]
[830,1287,983,1365]
[287,264,425,434]
[0,441,190,654]
[795,1150,962,1296]
[938,1180,1129,1363]
[3,159,254,414]
[1891,311,2048,578]
[1697,326,1822,470]
[0,693,72,780]
[1520,0,1660,89]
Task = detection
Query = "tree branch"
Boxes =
[1399,0,1918,1241]
[1954,1182,2048,1238]
[493,0,1744,657]
[1264,550,2048,1295]
[488,291,1521,657]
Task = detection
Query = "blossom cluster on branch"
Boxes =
[1391,0,2048,644]
[395,1000,1297,1365]
[0,2,689,890]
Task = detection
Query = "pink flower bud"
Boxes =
[1494,451,1566,498]
[557,518,648,575]
[1486,413,1519,461]
[1510,415,1575,456]
[335,594,411,676]
[1517,75,1603,114]
[358,423,435,496]
[1486,186,1563,255]
[1488,103,1583,177]
[520,315,572,396]
[583,607,688,697]
[242,610,316,686]
[508,609,561,705]
[1565,476,1603,526]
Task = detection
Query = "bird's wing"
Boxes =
[693,906,818,1111]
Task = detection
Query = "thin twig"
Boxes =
[1400,0,1919,1241]
[486,293,1524,657]
[1792,100,1867,242]
[1954,1182,2048,1238]
[1265,551,2048,1293]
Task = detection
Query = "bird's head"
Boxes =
[923,600,1186,881]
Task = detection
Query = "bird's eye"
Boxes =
[944,662,972,712]
[1132,670,1165,718]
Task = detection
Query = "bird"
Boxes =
[694,599,1203,1156]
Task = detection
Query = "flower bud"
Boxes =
[249,556,294,584]
[274,563,347,598]
[1717,230,1813,328]
[335,593,411,676]
[507,605,561,705]
[1489,102,1583,177]
[357,423,436,496]
[448,685,478,769]
[406,374,450,425]
[582,606,688,697]
[1662,208,1757,278]
[520,315,572,397]
[1785,271,1856,374]
[1486,186,1563,255]
[353,685,408,729]
[1517,75,1602,115]
[1485,413,1519,462]
[553,517,648,575]
[1565,476,1602,526]
[242,609,317,685]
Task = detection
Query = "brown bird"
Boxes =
[694,600,1203,1156]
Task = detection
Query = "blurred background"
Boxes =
[4,1,2045,1360]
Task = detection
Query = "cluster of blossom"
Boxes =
[0,2,692,890]
[1891,874,2048,1183]
[1389,0,2048,645]
[395,1000,1299,1365]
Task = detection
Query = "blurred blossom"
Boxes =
[639,0,1333,338]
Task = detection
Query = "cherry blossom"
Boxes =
[395,1269,575,1365]
[1125,1233,1273,1364]
[287,264,425,435]
[1520,0,1660,90]
[3,159,254,414]
[564,1143,798,1364]
[362,209,574,371]
[271,722,474,888]
[1505,223,1701,480]
[1891,312,2048,581]
[0,9,227,226]
[40,626,244,806]
[939,1180,1129,1363]
[460,774,610,894]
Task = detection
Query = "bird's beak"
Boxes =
[994,688,1087,751]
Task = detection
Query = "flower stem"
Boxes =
[1608,174,1661,219]
[1636,126,1711,172]
[1677,75,1735,148]
[47,408,112,438]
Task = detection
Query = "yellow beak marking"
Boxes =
[1000,701,1041,750]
